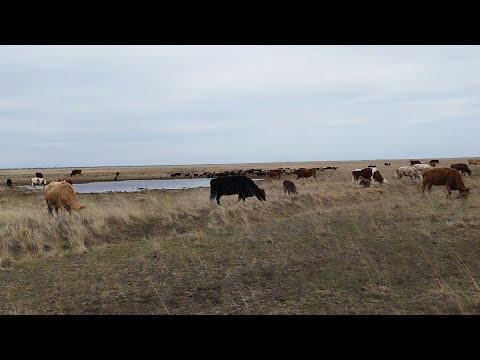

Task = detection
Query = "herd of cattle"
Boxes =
[2,159,479,212]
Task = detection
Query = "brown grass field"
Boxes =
[0,158,479,314]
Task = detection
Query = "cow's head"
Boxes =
[459,187,470,199]
[255,187,267,201]
[371,168,386,183]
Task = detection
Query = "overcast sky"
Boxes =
[1,45,479,168]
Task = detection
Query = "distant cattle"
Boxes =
[429,160,439,167]
[358,176,371,187]
[395,166,420,180]
[45,181,86,214]
[171,172,182,177]
[410,160,421,166]
[368,165,377,168]
[58,178,73,185]
[294,168,317,180]
[6,179,12,188]
[467,159,480,166]
[352,167,387,184]
[283,180,297,195]
[450,163,472,176]
[384,163,391,166]
[36,172,43,178]
[422,168,470,199]
[31,177,47,189]
[322,166,338,171]
[269,169,282,179]
[70,169,82,177]
[210,176,266,205]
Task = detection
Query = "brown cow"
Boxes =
[36,172,43,178]
[467,159,480,166]
[450,163,472,176]
[6,179,12,188]
[294,168,317,180]
[45,181,86,214]
[283,180,297,195]
[422,168,470,199]
[71,169,82,177]
[410,160,421,165]
[269,169,282,179]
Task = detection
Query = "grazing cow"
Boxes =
[6,179,12,188]
[395,166,420,180]
[283,180,297,195]
[384,163,391,166]
[467,159,480,166]
[413,164,431,172]
[450,163,472,176]
[352,167,387,184]
[45,181,86,215]
[368,165,377,168]
[429,160,439,167]
[358,176,371,187]
[210,176,266,205]
[71,169,82,177]
[58,178,73,185]
[31,177,47,189]
[36,172,43,178]
[115,171,120,177]
[294,168,317,180]
[269,169,282,179]
[422,168,470,199]
[410,160,421,166]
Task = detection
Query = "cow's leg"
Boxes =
[216,196,221,205]
[446,185,452,199]
[54,205,59,214]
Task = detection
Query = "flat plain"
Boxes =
[0,157,479,314]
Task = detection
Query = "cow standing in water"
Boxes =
[31,177,47,189]
[210,176,266,205]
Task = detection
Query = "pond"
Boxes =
[19,178,263,194]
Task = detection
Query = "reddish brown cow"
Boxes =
[269,170,282,179]
[450,163,472,176]
[283,180,297,195]
[294,168,317,180]
[422,168,470,199]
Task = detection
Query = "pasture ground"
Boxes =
[0,158,479,314]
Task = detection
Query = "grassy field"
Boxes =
[0,158,479,314]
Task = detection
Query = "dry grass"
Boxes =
[0,158,479,314]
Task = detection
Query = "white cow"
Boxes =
[395,166,420,180]
[31,177,47,189]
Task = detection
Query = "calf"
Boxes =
[283,180,297,195]
[450,163,472,176]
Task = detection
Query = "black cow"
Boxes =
[36,172,43,178]
[6,179,12,188]
[210,176,266,205]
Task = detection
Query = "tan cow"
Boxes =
[45,181,86,215]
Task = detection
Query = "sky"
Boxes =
[1,45,479,168]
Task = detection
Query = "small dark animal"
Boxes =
[115,171,120,177]
[450,163,472,176]
[210,176,266,205]
[384,163,391,166]
[368,165,377,168]
[358,176,371,187]
[283,180,297,195]
[410,160,421,166]
[269,169,282,179]
[71,169,82,177]
[36,172,43,178]
[6,179,12,188]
